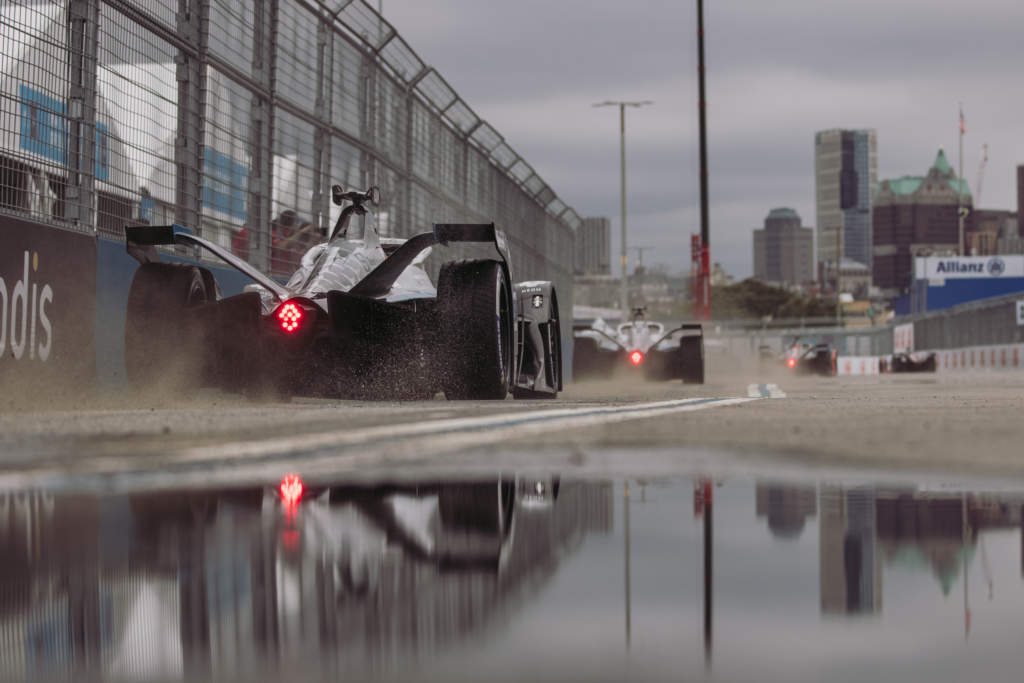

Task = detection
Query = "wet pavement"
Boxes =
[2,465,1023,682]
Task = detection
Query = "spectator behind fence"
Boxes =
[232,210,319,276]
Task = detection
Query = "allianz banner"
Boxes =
[0,216,96,388]
[915,255,1024,280]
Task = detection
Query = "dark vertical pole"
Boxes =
[696,0,711,319]
[620,103,629,314]
[703,479,713,665]
[697,0,709,248]
[624,481,632,650]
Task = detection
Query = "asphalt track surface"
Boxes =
[3,365,1024,490]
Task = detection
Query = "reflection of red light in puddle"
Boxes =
[629,350,644,365]
[786,358,797,368]
[281,529,299,552]
[280,473,304,505]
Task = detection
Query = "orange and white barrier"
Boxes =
[836,356,882,376]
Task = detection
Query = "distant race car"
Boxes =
[782,340,837,376]
[123,185,562,400]
[572,307,704,383]
[889,351,937,373]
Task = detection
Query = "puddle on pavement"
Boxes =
[1,473,1022,682]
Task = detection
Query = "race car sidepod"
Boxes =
[512,282,563,398]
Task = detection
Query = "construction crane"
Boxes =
[628,245,657,273]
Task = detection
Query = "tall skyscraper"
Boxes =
[575,217,611,276]
[815,129,878,284]
[752,207,814,287]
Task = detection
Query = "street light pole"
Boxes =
[620,103,627,313]
[594,100,653,316]
[695,0,711,320]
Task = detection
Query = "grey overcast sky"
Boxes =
[380,0,1024,279]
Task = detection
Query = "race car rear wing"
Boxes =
[348,222,512,299]
[127,221,511,302]
[125,224,289,300]
[650,322,703,349]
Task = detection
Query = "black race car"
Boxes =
[889,351,937,373]
[782,340,836,376]
[123,186,562,400]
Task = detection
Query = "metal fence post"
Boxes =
[66,0,100,230]
[246,0,277,271]
[359,49,375,193]
[174,0,208,233]
[312,19,333,234]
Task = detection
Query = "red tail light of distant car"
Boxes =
[786,357,797,369]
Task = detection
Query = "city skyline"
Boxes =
[381,0,1024,280]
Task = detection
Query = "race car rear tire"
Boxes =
[437,259,513,400]
[679,334,705,384]
[125,263,210,387]
[573,337,613,380]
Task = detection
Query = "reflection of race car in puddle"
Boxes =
[573,307,704,383]
[0,475,610,678]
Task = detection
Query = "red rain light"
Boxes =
[629,350,644,366]
[277,302,303,333]
[279,473,304,505]
[786,357,797,368]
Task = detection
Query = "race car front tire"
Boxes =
[124,263,210,388]
[679,334,705,384]
[437,259,513,400]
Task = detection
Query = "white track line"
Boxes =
[0,396,759,489]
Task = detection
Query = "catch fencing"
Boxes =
[896,292,1024,352]
[0,0,579,294]
[710,291,1024,375]
[711,321,893,359]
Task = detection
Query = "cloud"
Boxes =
[381,0,1024,278]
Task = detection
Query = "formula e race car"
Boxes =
[123,186,562,400]
[572,307,704,383]
[782,339,836,376]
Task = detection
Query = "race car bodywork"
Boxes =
[123,186,562,400]
[572,308,704,383]
[889,351,937,373]
[782,340,837,376]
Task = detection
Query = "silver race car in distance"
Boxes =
[572,307,704,383]
[123,186,562,400]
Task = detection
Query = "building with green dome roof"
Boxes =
[872,148,972,296]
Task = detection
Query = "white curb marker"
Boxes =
[747,383,786,399]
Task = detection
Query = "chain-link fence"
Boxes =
[0,0,579,296]
[712,290,1024,363]
[712,324,893,359]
